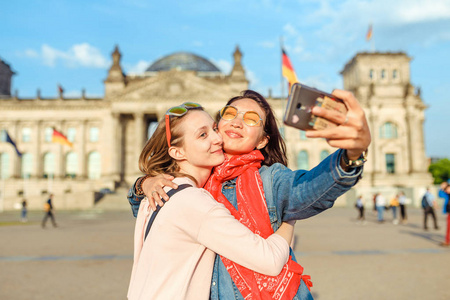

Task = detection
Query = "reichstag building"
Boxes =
[0,46,432,210]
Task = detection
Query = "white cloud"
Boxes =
[23,49,39,58]
[192,41,204,47]
[31,43,110,68]
[125,60,151,74]
[213,59,232,74]
[283,23,298,36]
[258,41,276,48]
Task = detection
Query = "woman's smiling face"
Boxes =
[218,98,268,156]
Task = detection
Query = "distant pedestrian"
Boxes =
[375,193,386,223]
[422,188,439,231]
[398,191,408,224]
[438,183,450,247]
[390,194,400,225]
[372,194,377,212]
[355,195,365,222]
[21,199,28,222]
[42,194,57,228]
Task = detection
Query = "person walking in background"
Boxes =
[390,194,400,225]
[422,188,439,231]
[399,191,408,224]
[42,194,57,228]
[375,193,386,223]
[355,195,365,222]
[20,199,28,223]
[372,193,377,213]
[438,183,450,247]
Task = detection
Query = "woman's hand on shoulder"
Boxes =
[305,89,371,160]
[142,174,178,211]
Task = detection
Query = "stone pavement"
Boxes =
[0,206,449,300]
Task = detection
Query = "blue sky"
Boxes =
[1,0,449,158]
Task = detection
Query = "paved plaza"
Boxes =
[1,206,449,300]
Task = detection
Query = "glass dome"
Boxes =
[146,52,221,73]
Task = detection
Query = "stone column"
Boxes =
[134,113,144,174]
[111,113,121,182]
[80,120,87,179]
[13,121,21,178]
[34,121,41,178]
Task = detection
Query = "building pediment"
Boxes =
[110,70,236,103]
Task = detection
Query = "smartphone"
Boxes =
[283,83,348,131]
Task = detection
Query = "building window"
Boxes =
[0,130,6,142]
[320,150,330,161]
[88,151,101,179]
[381,69,386,79]
[44,127,53,142]
[0,152,9,179]
[297,150,309,170]
[393,69,398,79]
[43,152,55,178]
[369,69,374,80]
[67,127,76,142]
[386,153,396,174]
[22,128,31,142]
[380,122,398,139]
[21,153,33,178]
[89,127,99,142]
[147,122,159,140]
[66,152,78,178]
[300,131,307,140]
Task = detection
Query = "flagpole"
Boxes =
[280,36,285,99]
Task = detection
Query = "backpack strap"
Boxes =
[144,184,192,240]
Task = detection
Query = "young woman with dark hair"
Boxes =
[128,89,371,299]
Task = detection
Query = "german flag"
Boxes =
[282,48,298,89]
[52,128,73,147]
[366,24,373,41]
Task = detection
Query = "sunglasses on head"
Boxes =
[165,102,203,147]
[219,105,263,127]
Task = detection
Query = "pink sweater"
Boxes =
[127,177,289,300]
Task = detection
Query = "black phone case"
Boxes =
[283,83,344,131]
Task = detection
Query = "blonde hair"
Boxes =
[138,109,202,184]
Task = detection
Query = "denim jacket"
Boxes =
[127,149,363,299]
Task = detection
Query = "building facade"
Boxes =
[0,48,432,210]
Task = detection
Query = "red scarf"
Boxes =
[204,150,312,300]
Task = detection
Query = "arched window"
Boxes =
[381,69,386,79]
[380,122,398,139]
[43,152,55,178]
[369,69,375,80]
[0,152,9,179]
[66,152,78,178]
[297,150,309,170]
[386,153,396,174]
[393,69,398,79]
[67,127,76,142]
[21,153,33,178]
[44,127,53,142]
[89,127,99,142]
[320,150,330,162]
[88,151,101,179]
[147,122,159,140]
[22,128,31,142]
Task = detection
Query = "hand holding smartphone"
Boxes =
[283,83,348,131]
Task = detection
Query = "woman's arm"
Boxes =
[127,174,178,217]
[192,190,290,276]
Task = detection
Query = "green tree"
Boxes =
[428,158,450,184]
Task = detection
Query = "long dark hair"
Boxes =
[224,90,288,166]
